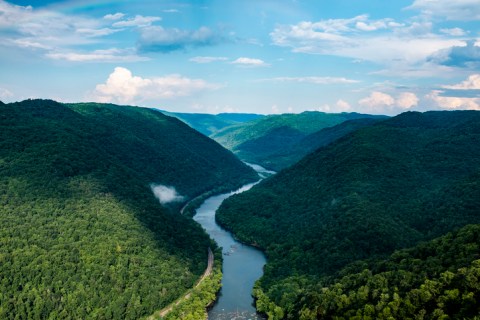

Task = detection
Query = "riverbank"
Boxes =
[193,182,267,320]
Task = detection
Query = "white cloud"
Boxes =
[396,92,419,109]
[271,105,281,114]
[0,87,13,100]
[359,91,395,111]
[103,13,125,20]
[408,0,480,21]
[189,56,228,63]
[163,9,179,13]
[150,184,184,205]
[76,27,120,37]
[0,1,147,61]
[232,57,269,67]
[46,48,148,63]
[270,16,463,76]
[355,20,389,32]
[112,15,161,28]
[427,90,480,110]
[443,74,480,90]
[439,28,467,36]
[257,76,358,84]
[358,91,419,113]
[92,67,220,104]
[336,99,352,112]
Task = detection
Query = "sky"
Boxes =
[0,0,479,115]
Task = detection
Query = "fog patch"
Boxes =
[151,184,185,204]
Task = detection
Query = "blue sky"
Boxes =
[0,0,479,114]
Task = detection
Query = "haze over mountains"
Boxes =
[171,111,387,171]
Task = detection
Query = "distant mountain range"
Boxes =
[168,110,387,170]
[216,110,480,318]
[0,99,257,319]
[161,110,264,136]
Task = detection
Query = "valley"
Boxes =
[1,100,479,320]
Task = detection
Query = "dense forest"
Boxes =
[0,99,257,319]
[216,111,480,318]
[259,118,385,171]
[210,111,385,170]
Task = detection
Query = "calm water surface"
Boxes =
[194,182,267,320]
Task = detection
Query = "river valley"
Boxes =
[193,182,267,320]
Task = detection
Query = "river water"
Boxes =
[193,181,267,320]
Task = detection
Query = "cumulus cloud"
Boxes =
[257,76,358,84]
[359,91,395,110]
[427,90,480,110]
[138,26,225,53]
[335,99,352,112]
[189,56,228,63]
[92,67,220,104]
[103,13,125,20]
[112,15,161,28]
[443,74,480,90]
[231,57,269,67]
[408,0,480,21]
[396,92,419,109]
[358,91,419,113]
[429,40,480,68]
[150,184,184,205]
[0,87,13,100]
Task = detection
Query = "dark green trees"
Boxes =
[216,111,480,318]
[0,99,256,318]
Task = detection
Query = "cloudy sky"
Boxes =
[0,0,479,114]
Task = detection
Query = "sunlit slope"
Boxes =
[0,99,256,319]
[211,111,385,170]
[217,110,480,318]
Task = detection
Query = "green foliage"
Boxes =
[158,250,223,320]
[294,225,480,319]
[262,118,384,170]
[211,111,385,170]
[216,111,480,318]
[0,99,256,318]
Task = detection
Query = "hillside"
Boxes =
[211,111,385,170]
[216,111,480,318]
[161,111,264,136]
[0,99,257,319]
[260,117,384,170]
[291,224,480,319]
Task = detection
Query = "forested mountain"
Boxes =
[291,224,480,319]
[216,111,480,318]
[0,99,257,319]
[161,111,264,136]
[258,118,384,171]
[210,112,385,170]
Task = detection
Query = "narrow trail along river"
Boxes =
[194,181,267,320]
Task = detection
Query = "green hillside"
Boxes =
[216,111,480,318]
[0,99,257,319]
[292,224,480,319]
[259,118,384,171]
[211,111,384,170]
[161,111,264,136]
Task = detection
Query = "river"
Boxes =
[193,180,267,320]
